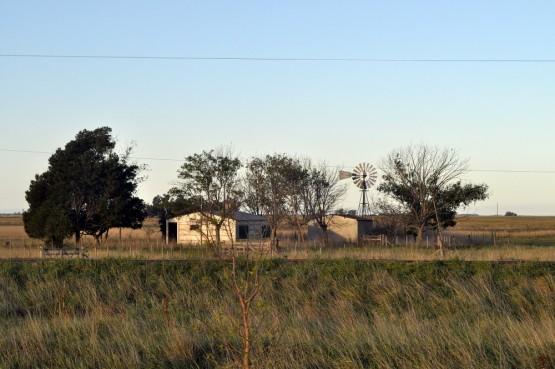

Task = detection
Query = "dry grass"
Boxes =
[3,215,555,261]
[1,259,555,368]
[455,215,555,231]
[0,215,24,226]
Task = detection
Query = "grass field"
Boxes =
[1,258,555,368]
[2,215,555,367]
[2,215,555,261]
[455,215,555,230]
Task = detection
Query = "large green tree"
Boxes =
[23,127,146,246]
[377,144,488,247]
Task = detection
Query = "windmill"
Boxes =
[339,163,378,218]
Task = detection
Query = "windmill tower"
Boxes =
[339,163,377,218]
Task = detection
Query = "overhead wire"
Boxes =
[2,148,555,173]
[2,54,555,63]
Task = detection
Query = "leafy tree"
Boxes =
[23,127,146,246]
[175,148,242,246]
[244,154,303,247]
[378,144,488,249]
[283,158,311,242]
[148,191,200,237]
[505,211,517,217]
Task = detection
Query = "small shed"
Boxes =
[308,214,373,243]
[166,211,270,245]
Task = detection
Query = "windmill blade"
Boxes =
[338,171,353,180]
[364,165,378,188]
[349,162,378,189]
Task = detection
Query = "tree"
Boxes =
[378,144,488,248]
[23,127,146,246]
[303,161,348,244]
[244,154,302,248]
[148,191,200,238]
[283,158,311,242]
[175,148,242,247]
[370,195,410,237]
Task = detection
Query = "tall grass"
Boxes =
[1,259,555,368]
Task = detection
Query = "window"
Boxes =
[261,225,271,238]
[237,225,249,240]
[190,224,200,231]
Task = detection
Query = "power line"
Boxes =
[2,54,555,63]
[2,148,555,173]
[469,169,555,174]
[0,148,51,154]
[0,148,186,162]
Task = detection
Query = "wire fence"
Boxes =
[2,228,555,261]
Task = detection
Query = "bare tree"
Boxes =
[378,144,488,253]
[370,195,409,237]
[303,161,348,245]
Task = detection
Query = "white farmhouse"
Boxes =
[166,211,270,245]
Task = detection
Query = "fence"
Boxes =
[2,229,555,260]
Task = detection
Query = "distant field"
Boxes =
[0,215,160,239]
[2,215,555,260]
[3,214,555,236]
[0,215,23,227]
[455,215,555,231]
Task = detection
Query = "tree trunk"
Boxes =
[295,218,305,243]
[321,225,329,246]
[215,223,222,244]
[241,299,251,369]
[436,234,445,259]
[416,226,424,246]
[271,226,279,250]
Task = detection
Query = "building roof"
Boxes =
[168,211,266,222]
[331,213,373,221]
[225,211,267,222]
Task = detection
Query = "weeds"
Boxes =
[1,259,555,368]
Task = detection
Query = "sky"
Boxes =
[1,1,555,215]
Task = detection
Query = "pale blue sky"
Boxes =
[1,1,555,214]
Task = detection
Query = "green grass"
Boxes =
[1,259,555,368]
